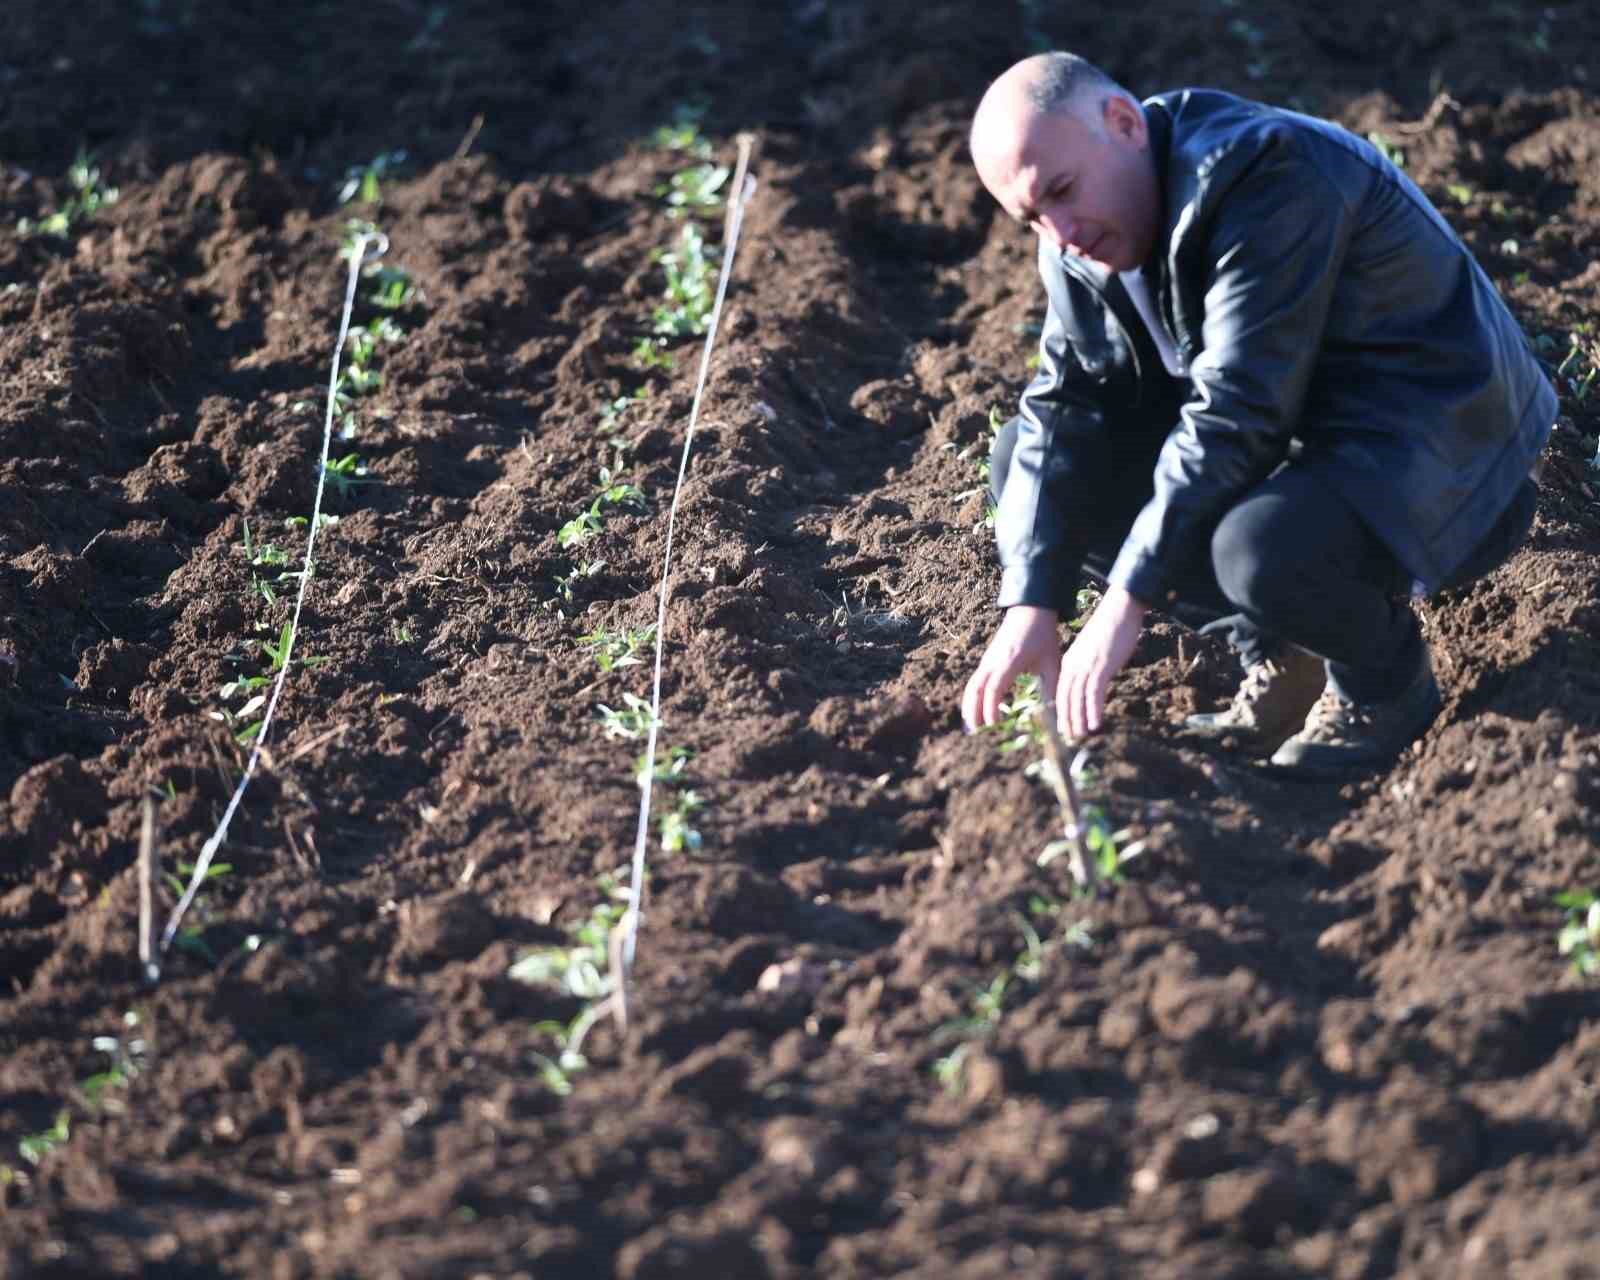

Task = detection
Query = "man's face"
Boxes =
[973,93,1158,273]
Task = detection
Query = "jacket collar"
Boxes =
[1140,96,1176,277]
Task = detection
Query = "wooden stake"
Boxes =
[138,795,161,983]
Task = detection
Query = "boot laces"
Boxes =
[1301,687,1374,743]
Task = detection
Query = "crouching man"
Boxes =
[960,53,1555,778]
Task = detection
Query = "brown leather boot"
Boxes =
[1269,654,1442,780]
[1184,646,1327,751]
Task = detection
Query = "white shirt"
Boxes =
[1119,266,1187,379]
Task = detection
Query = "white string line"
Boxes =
[621,140,757,974]
[155,230,388,971]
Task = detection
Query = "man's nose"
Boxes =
[1038,208,1075,253]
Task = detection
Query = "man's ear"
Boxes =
[1103,93,1147,148]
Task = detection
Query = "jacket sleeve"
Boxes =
[995,256,1120,613]
[1107,136,1353,605]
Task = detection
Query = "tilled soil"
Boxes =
[4,3,1600,1276]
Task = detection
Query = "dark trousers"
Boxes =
[990,420,1536,701]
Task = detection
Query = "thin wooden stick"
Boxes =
[1037,697,1098,891]
[138,795,161,982]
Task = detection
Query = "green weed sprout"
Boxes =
[367,266,416,311]
[652,223,717,337]
[649,102,713,157]
[657,163,730,216]
[579,623,657,673]
[1366,131,1406,169]
[18,1112,70,1166]
[548,559,606,612]
[338,149,408,205]
[322,451,373,498]
[631,336,676,370]
[1557,890,1600,976]
[80,1011,148,1114]
[600,388,650,433]
[1037,753,1146,886]
[240,519,292,606]
[17,150,118,238]
[596,693,656,740]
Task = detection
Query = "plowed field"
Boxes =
[4,3,1600,1276]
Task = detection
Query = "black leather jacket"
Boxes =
[995,90,1557,612]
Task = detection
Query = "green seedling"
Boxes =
[652,222,717,337]
[600,388,650,433]
[1557,890,1600,976]
[529,1009,599,1096]
[366,265,416,311]
[657,162,730,216]
[596,692,656,740]
[930,971,1010,1092]
[339,218,383,261]
[949,406,1006,529]
[17,150,118,238]
[548,558,606,611]
[649,101,712,156]
[240,518,293,605]
[596,466,647,512]
[80,1011,148,1114]
[509,878,629,1001]
[631,336,676,370]
[557,470,647,547]
[338,149,408,205]
[321,451,374,497]
[261,622,295,672]
[18,1112,70,1166]
[659,789,705,854]
[1366,131,1406,168]
[557,503,605,548]
[579,623,657,673]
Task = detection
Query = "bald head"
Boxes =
[971,53,1127,164]
[968,53,1159,273]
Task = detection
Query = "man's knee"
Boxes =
[1210,500,1309,613]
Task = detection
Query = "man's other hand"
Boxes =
[1055,585,1148,741]
[962,605,1063,733]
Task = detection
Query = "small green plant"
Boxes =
[636,747,705,854]
[596,693,656,740]
[18,1112,70,1166]
[659,788,705,854]
[338,149,408,205]
[557,504,605,548]
[240,518,292,605]
[1037,754,1146,887]
[339,218,383,261]
[17,150,118,238]
[1557,890,1600,976]
[367,266,416,311]
[321,451,374,498]
[556,469,647,547]
[528,1008,602,1096]
[657,162,730,216]
[1367,131,1406,168]
[548,558,606,612]
[600,387,650,433]
[652,222,716,337]
[649,103,713,157]
[79,1011,148,1113]
[631,336,676,370]
[579,623,657,673]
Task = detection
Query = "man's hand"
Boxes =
[962,605,1062,733]
[1055,585,1148,741]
